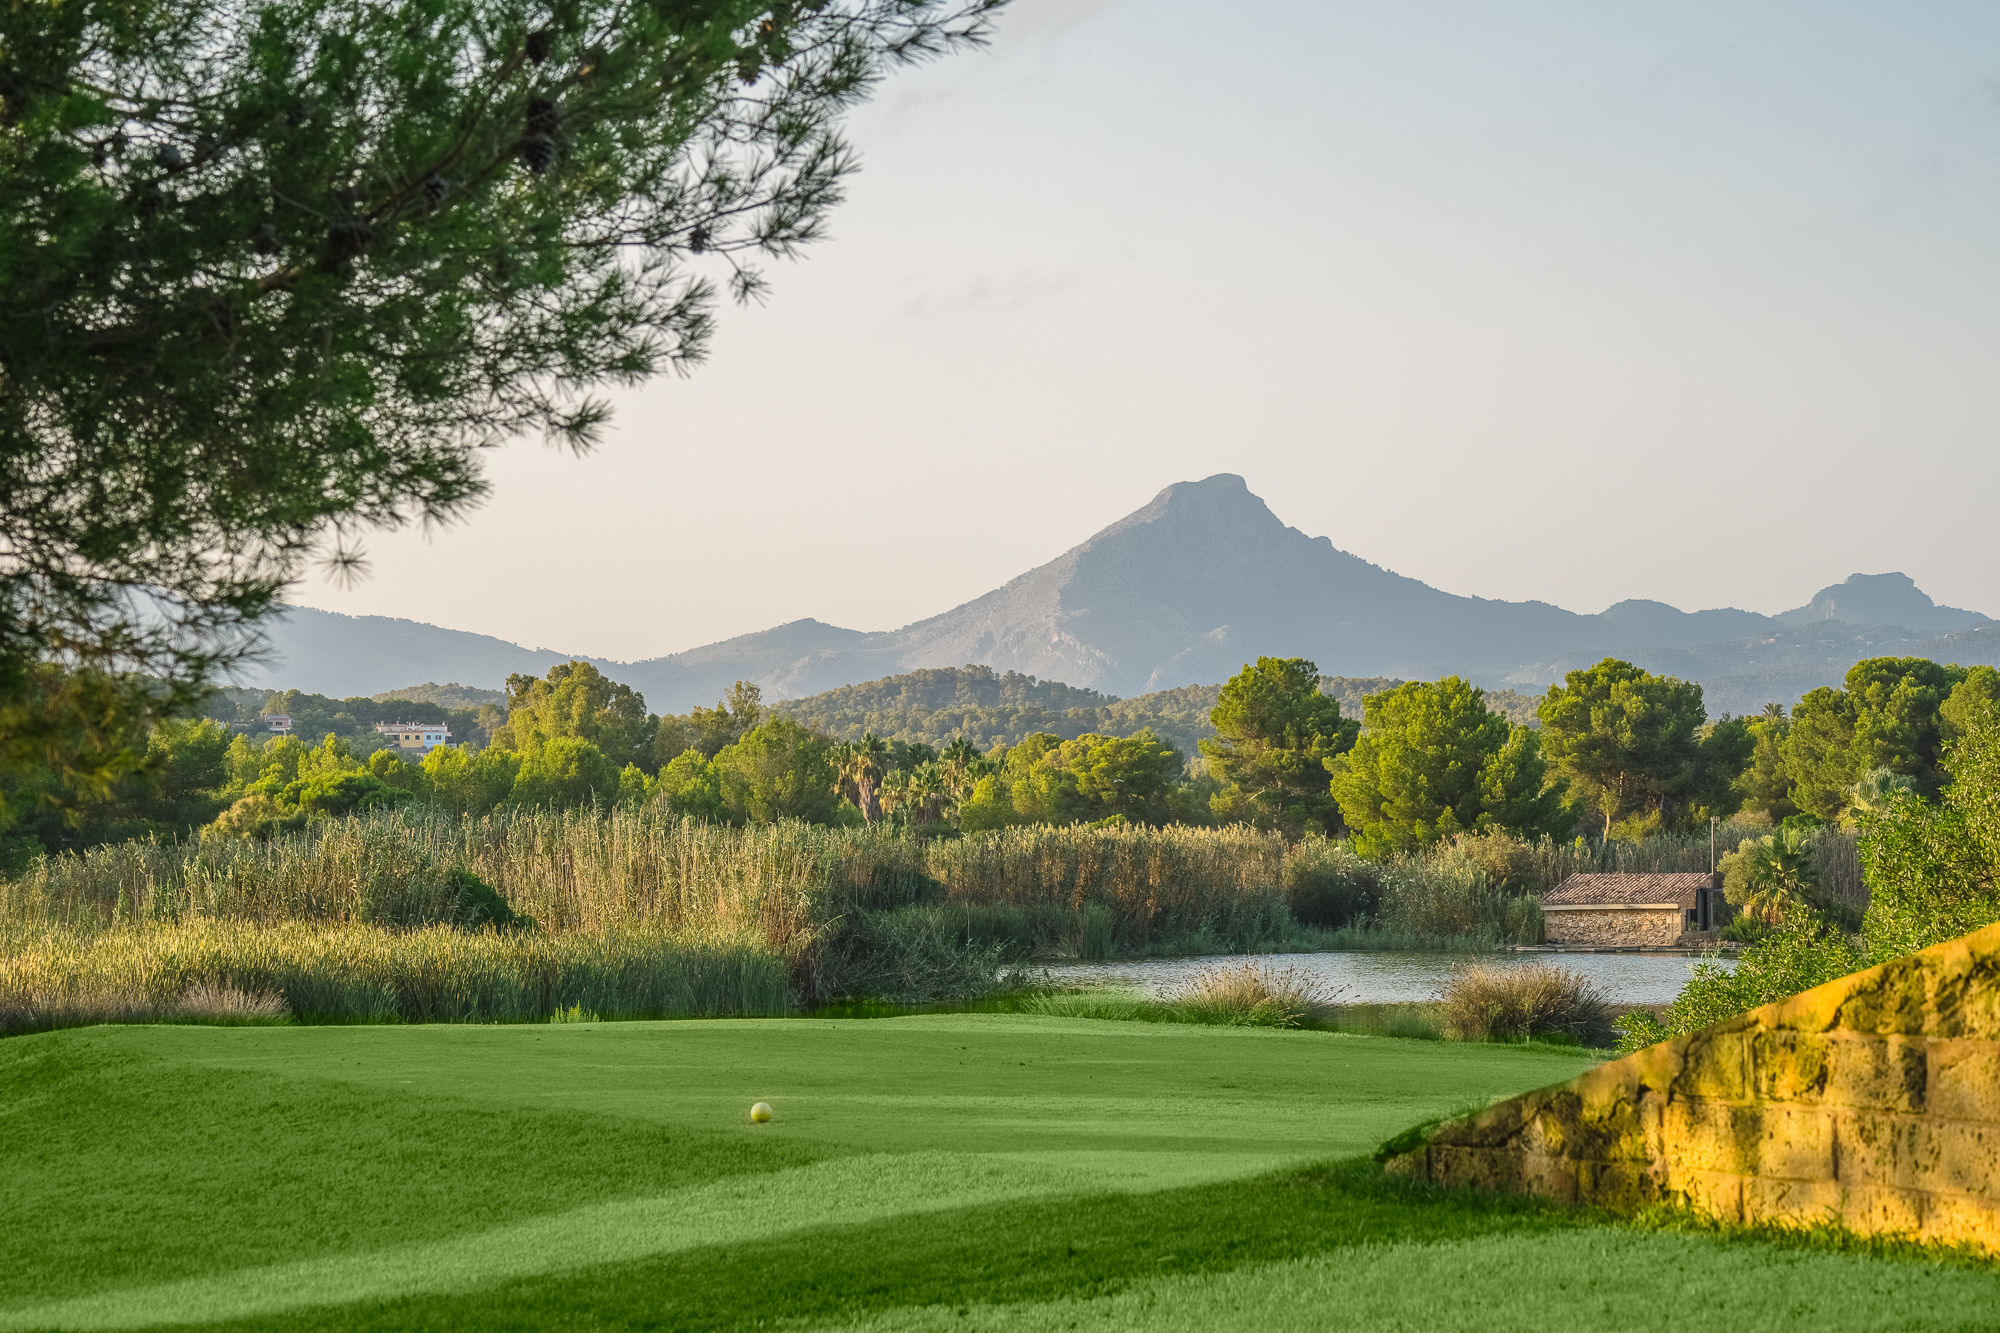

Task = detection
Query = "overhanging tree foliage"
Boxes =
[0,0,1000,810]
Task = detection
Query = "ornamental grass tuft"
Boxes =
[1437,960,1614,1047]
[1166,959,1351,1028]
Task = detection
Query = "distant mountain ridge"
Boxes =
[240,475,1994,714]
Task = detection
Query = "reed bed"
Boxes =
[2,810,1831,1031]
[0,919,788,1036]
[0,978,290,1038]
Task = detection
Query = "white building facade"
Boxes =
[374,721,453,753]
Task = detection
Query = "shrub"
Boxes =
[1282,838,1378,927]
[1434,829,1541,893]
[1436,961,1613,1046]
[1620,910,1866,1053]
[1857,717,2000,959]
[1164,960,1349,1028]
[449,869,526,931]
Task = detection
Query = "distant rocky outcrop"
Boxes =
[1776,572,1990,635]
[242,475,1992,714]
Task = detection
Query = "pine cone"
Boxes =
[327,218,373,262]
[525,28,553,65]
[519,136,556,175]
[423,175,450,205]
[526,97,561,136]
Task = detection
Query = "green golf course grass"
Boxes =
[3,1016,1995,1331]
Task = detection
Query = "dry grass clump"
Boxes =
[0,980,288,1037]
[1166,960,1351,1029]
[1436,961,1613,1047]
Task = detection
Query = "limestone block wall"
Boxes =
[1386,919,2000,1251]
[1542,908,1684,948]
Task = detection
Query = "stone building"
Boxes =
[1540,872,1718,947]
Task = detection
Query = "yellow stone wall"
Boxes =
[1385,919,2000,1251]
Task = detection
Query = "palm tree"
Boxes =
[906,760,949,827]
[1740,827,1821,924]
[939,736,984,806]
[1850,766,1918,819]
[833,733,890,825]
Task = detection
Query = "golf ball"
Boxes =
[750,1101,773,1123]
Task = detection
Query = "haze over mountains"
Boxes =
[247,475,1996,716]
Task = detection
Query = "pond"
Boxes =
[1028,950,1735,1007]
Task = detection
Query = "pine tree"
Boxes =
[0,0,1000,811]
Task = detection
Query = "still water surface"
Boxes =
[1031,950,1734,1007]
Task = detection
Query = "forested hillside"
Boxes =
[771,667,1545,754]
[205,688,493,753]
[373,682,508,711]
[770,666,1147,752]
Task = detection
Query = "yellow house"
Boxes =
[374,721,452,753]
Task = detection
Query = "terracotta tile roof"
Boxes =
[1543,872,1718,908]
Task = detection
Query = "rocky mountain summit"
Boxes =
[245,475,1993,714]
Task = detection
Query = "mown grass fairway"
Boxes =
[2,1018,1994,1332]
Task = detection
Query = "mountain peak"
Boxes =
[1103,473,1267,539]
[1777,572,1990,634]
[243,480,1997,714]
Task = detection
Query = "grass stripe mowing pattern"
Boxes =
[2,1017,1992,1331]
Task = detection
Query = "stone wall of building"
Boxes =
[1385,919,2000,1252]
[1541,908,1685,948]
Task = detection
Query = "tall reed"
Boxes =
[0,811,1864,1024]
[0,919,788,1036]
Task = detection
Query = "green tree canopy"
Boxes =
[831,732,890,824]
[419,744,523,818]
[654,746,726,821]
[0,0,998,813]
[1536,658,1739,837]
[1199,657,1357,836]
[656,681,764,764]
[1785,657,1971,822]
[713,717,840,825]
[1733,706,1797,821]
[493,661,654,770]
[507,735,621,811]
[1858,706,2000,959]
[956,729,1191,830]
[1329,677,1572,858]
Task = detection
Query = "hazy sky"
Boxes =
[290,0,2000,661]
